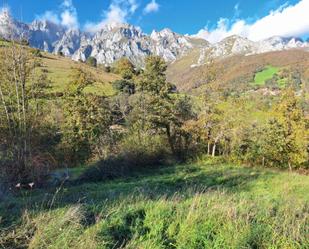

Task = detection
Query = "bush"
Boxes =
[103,65,111,73]
[86,56,97,68]
[113,58,135,79]
[20,39,29,46]
[79,134,171,183]
[31,49,42,58]
[112,79,135,94]
[193,154,228,166]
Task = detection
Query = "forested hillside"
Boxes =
[167,49,309,92]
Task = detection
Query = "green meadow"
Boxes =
[253,66,279,86]
[1,161,308,249]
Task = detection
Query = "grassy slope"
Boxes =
[0,42,119,96]
[253,66,279,85]
[167,50,309,92]
[38,53,119,96]
[1,162,308,248]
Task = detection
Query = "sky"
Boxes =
[1,0,309,42]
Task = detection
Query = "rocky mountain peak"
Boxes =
[151,28,174,40]
[0,8,29,40]
[0,12,309,66]
[0,7,11,21]
[98,23,144,39]
[30,19,64,33]
[208,35,256,58]
[257,36,305,53]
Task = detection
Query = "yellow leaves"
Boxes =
[68,68,94,95]
[113,58,135,79]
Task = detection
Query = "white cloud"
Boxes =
[128,0,139,13]
[84,0,139,33]
[143,0,159,14]
[62,0,73,8]
[37,10,60,24]
[36,0,79,29]
[194,0,309,43]
[61,10,78,28]
[60,0,78,29]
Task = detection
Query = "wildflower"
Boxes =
[28,182,35,189]
[15,183,21,188]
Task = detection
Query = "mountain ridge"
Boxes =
[1,9,309,66]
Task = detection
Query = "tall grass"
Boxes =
[0,163,308,248]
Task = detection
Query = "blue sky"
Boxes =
[2,0,309,41]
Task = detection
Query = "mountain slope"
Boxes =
[1,9,309,67]
[167,49,309,91]
[0,40,119,96]
[39,52,119,95]
[0,9,206,66]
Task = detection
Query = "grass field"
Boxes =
[253,66,279,86]
[1,161,308,248]
[0,43,119,96]
[38,53,119,96]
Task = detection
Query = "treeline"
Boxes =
[0,43,308,185]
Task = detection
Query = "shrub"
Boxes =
[113,58,135,79]
[79,133,171,183]
[112,79,135,94]
[31,49,42,58]
[103,65,111,73]
[86,56,97,68]
[20,39,29,46]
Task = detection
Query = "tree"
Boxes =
[114,58,135,79]
[0,41,55,182]
[185,94,229,157]
[138,56,175,95]
[259,119,289,167]
[132,56,192,157]
[272,89,308,169]
[112,79,135,95]
[241,89,308,169]
[86,56,97,68]
[62,69,112,165]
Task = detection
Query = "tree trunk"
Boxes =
[212,143,216,157]
[165,125,176,155]
[288,162,292,172]
[207,142,211,155]
[212,134,222,157]
[0,86,11,133]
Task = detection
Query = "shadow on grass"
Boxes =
[0,163,276,230]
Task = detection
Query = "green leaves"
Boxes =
[137,56,171,96]
[113,58,135,80]
[62,69,112,165]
